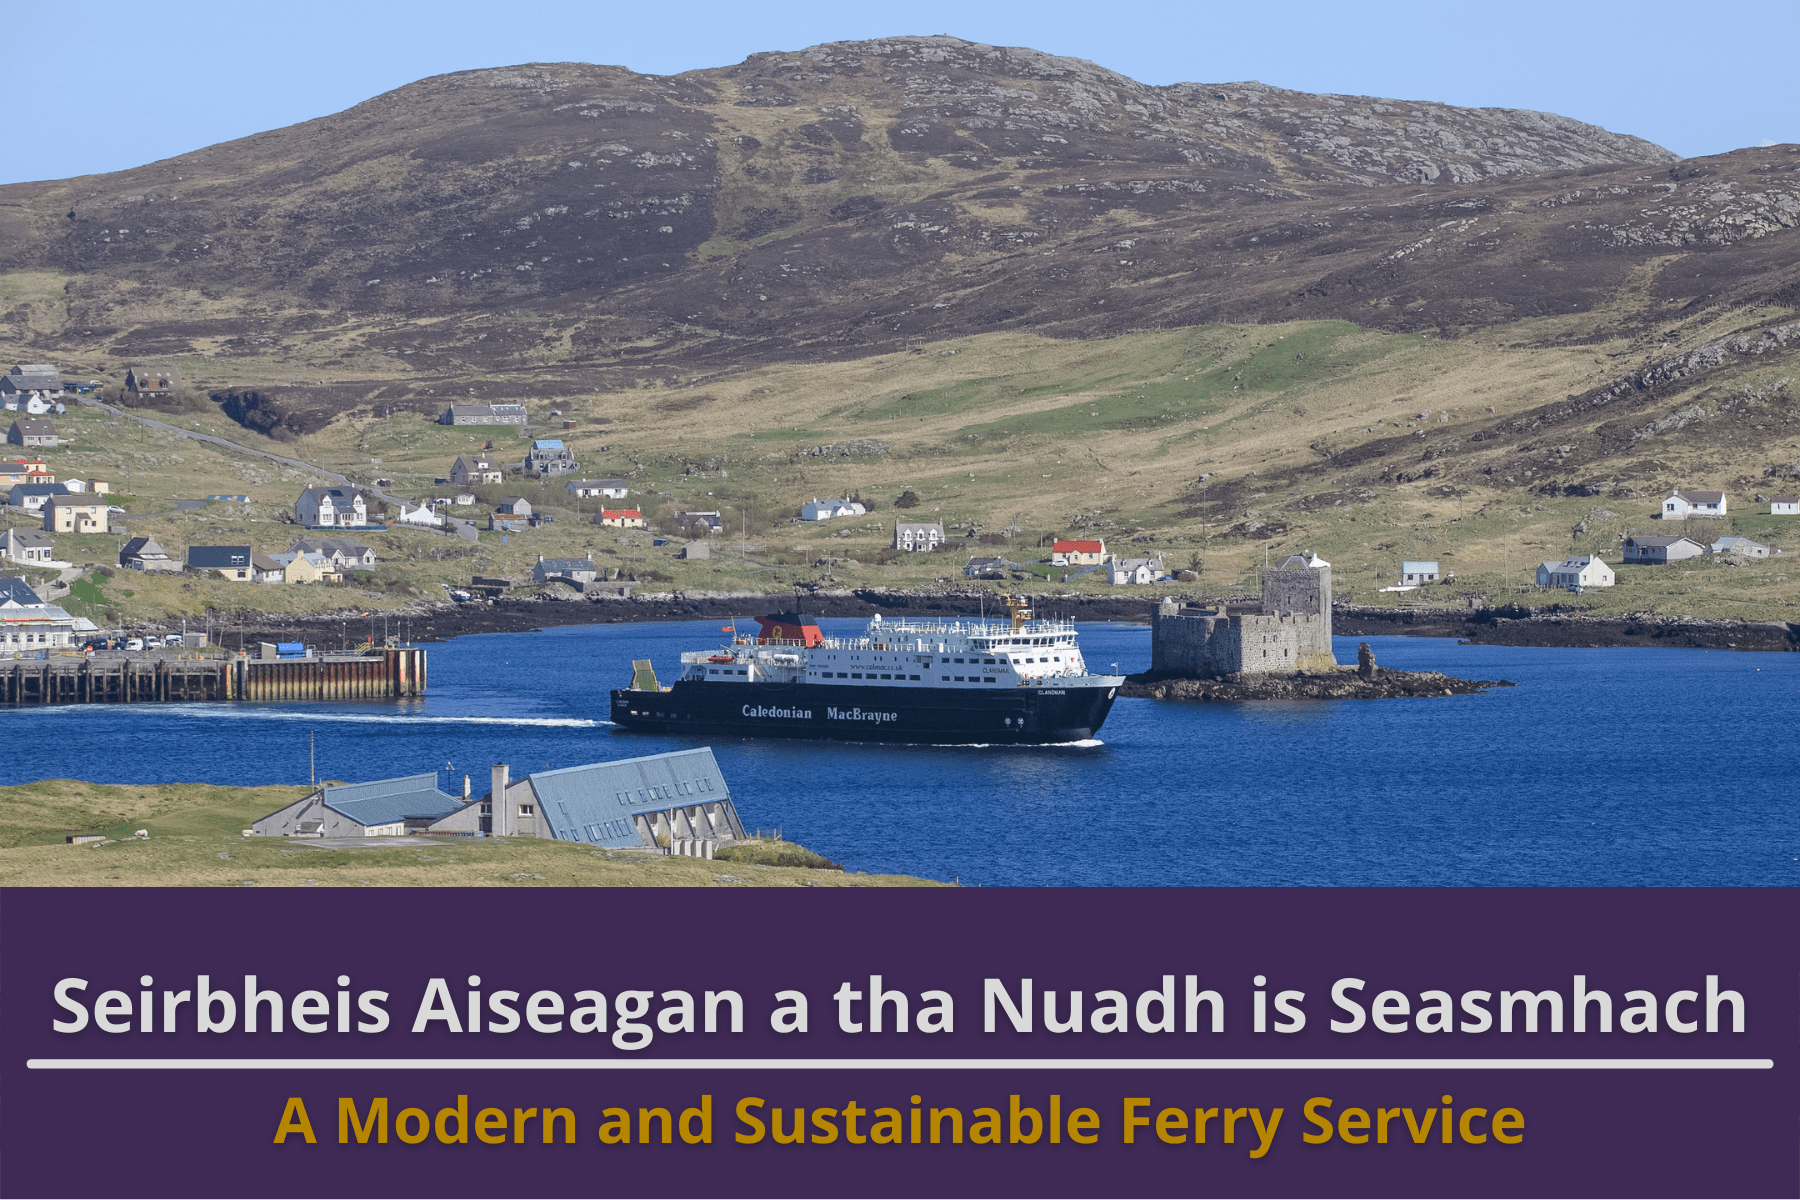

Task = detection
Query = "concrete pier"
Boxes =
[0,647,426,706]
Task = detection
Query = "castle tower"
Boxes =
[1262,552,1333,659]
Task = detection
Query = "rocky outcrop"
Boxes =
[1122,665,1511,701]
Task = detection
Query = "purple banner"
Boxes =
[2,888,1794,1198]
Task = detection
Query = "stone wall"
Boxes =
[1261,561,1333,655]
[1151,604,1317,676]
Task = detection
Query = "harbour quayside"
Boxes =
[610,597,1124,744]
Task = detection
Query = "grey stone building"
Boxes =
[533,554,598,585]
[1151,604,1324,676]
[523,439,578,477]
[1260,551,1333,656]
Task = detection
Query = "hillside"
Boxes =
[1,37,1797,628]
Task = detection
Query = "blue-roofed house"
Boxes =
[524,438,578,477]
[1400,560,1442,586]
[9,482,68,512]
[428,748,743,848]
[250,773,464,837]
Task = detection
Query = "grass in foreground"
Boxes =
[0,780,942,888]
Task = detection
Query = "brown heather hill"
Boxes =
[0,35,1796,594]
[2,37,1794,422]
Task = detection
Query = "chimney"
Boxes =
[491,763,510,807]
[462,774,471,801]
[537,554,544,563]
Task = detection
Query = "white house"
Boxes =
[1401,560,1441,585]
[1107,555,1165,585]
[567,478,630,499]
[1710,536,1770,559]
[1661,489,1727,520]
[1536,554,1615,589]
[800,497,866,522]
[893,521,944,552]
[1622,535,1707,564]
[1771,496,1798,516]
[295,486,370,528]
[0,529,55,565]
[395,502,443,528]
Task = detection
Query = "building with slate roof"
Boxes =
[7,418,57,448]
[1623,534,1708,564]
[1,528,55,565]
[124,366,180,398]
[893,521,945,552]
[0,575,45,606]
[428,748,743,848]
[251,773,464,837]
[533,554,598,585]
[1661,489,1727,520]
[187,545,253,579]
[567,478,630,499]
[9,482,67,512]
[2,364,61,400]
[438,403,528,426]
[524,439,578,477]
[295,486,370,528]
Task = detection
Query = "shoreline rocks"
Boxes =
[1122,662,1513,702]
[1335,603,1800,653]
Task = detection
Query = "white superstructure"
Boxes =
[677,611,1118,691]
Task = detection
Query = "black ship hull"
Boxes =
[609,679,1120,744]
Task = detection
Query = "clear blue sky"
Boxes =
[7,0,1793,184]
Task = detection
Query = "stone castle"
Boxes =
[1151,553,1337,677]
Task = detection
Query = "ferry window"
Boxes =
[941,676,950,681]
[881,673,892,679]
[984,658,996,665]
[851,672,863,678]
[738,669,747,675]
[837,672,847,678]
[940,657,949,663]
[954,676,965,682]
[909,675,920,681]
[953,658,964,663]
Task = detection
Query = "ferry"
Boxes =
[610,597,1123,744]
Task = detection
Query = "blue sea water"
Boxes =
[4,619,1794,886]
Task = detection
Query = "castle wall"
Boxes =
[1151,606,1314,677]
[1261,563,1334,655]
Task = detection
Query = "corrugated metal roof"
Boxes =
[321,773,461,828]
[1401,560,1439,572]
[528,748,730,848]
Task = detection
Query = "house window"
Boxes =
[518,805,535,816]
[479,803,492,815]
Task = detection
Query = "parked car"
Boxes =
[142,636,164,649]
[125,638,144,651]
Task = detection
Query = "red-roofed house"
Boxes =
[595,509,646,529]
[1051,538,1106,567]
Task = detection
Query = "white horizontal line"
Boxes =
[25,1058,1774,1071]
